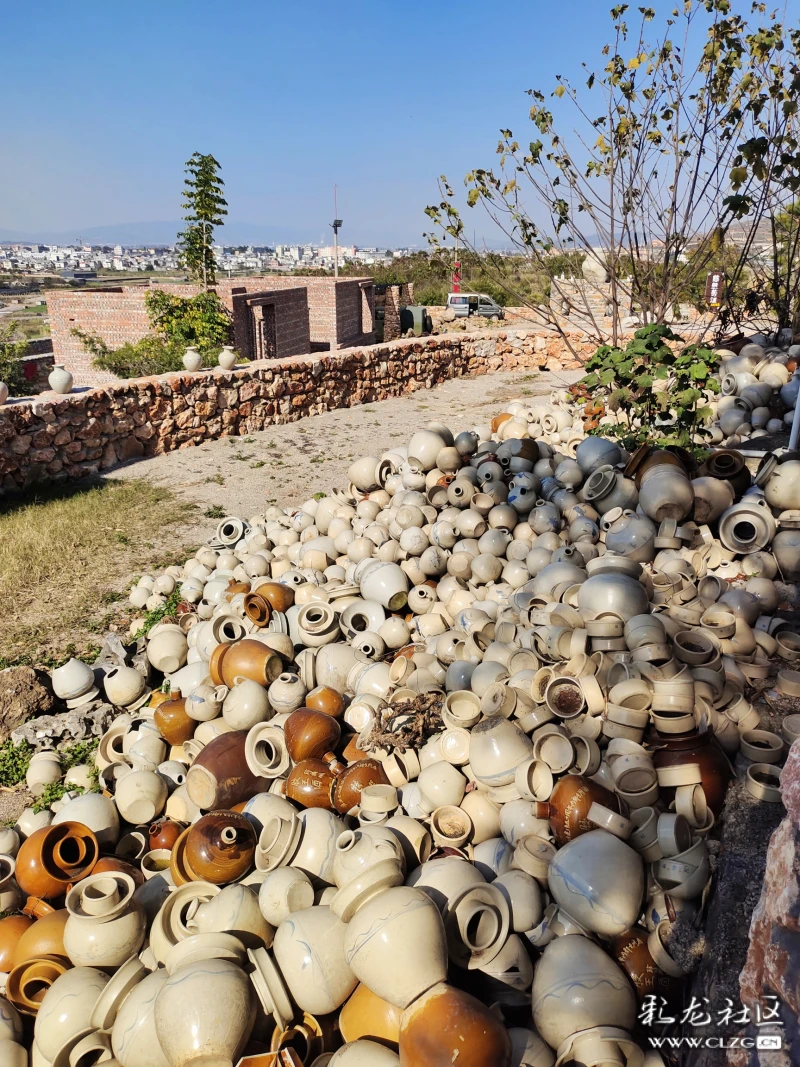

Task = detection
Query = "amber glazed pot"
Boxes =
[305,685,345,719]
[154,690,196,746]
[6,955,69,1015]
[339,982,402,1045]
[651,729,731,816]
[399,981,512,1067]
[0,914,33,972]
[184,811,257,885]
[536,773,621,846]
[285,709,342,762]
[286,759,336,810]
[149,818,186,852]
[333,759,390,815]
[252,581,296,613]
[15,822,99,900]
[243,593,272,628]
[209,639,282,688]
[186,730,269,810]
[93,856,146,889]
[12,908,69,967]
[610,925,673,1001]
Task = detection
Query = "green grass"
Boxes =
[0,479,196,668]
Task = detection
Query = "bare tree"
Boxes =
[425,2,800,356]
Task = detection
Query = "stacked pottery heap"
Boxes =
[3,401,799,1067]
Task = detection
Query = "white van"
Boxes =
[446,292,505,319]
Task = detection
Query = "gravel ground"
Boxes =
[112,369,583,516]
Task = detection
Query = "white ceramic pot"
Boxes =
[48,364,74,394]
[273,905,357,1014]
[182,346,202,371]
[547,829,644,937]
[531,933,637,1049]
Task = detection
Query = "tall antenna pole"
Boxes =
[331,186,342,281]
[334,185,339,279]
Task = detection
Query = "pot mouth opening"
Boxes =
[732,520,757,544]
[255,739,279,768]
[22,977,54,1003]
[336,830,357,852]
[464,905,500,951]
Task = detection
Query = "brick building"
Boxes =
[46,276,375,384]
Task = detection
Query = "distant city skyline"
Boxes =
[1,0,623,247]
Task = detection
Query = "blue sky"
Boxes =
[2,1,797,246]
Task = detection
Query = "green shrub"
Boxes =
[73,331,224,379]
[0,324,29,396]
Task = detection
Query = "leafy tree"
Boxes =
[176,153,227,288]
[145,290,232,349]
[425,2,800,352]
[71,290,234,379]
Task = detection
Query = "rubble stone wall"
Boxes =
[0,327,590,493]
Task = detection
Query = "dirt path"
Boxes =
[113,368,582,515]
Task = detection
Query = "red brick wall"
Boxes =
[231,288,311,360]
[47,276,375,384]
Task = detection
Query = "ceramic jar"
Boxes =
[48,364,73,394]
[651,730,731,816]
[333,759,391,814]
[540,774,622,845]
[187,730,269,809]
[184,811,257,884]
[63,871,147,967]
[343,885,448,1009]
[15,821,99,899]
[531,934,637,1050]
[0,382,8,406]
[273,905,358,1014]
[718,498,777,554]
[469,715,534,787]
[637,463,694,522]
[217,346,238,370]
[220,679,269,730]
[286,758,337,809]
[154,957,254,1067]
[115,769,168,824]
[111,967,171,1067]
[285,708,341,762]
[577,573,649,621]
[183,346,202,371]
[399,982,512,1067]
[104,664,148,707]
[548,829,644,936]
[154,690,197,746]
[209,639,282,688]
[258,867,315,926]
[34,965,109,1064]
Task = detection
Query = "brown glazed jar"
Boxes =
[284,709,341,763]
[184,811,257,885]
[536,774,622,846]
[148,818,186,852]
[209,639,282,689]
[6,955,69,1016]
[332,759,390,815]
[154,690,196,746]
[12,909,69,967]
[399,981,512,1067]
[286,759,336,810]
[15,822,99,900]
[186,730,269,810]
[92,856,146,889]
[253,581,296,614]
[304,685,345,719]
[339,982,402,1045]
[0,914,33,973]
[651,729,731,816]
[243,592,272,627]
[609,925,674,1001]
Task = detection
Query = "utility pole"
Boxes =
[331,185,342,280]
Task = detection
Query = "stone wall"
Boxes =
[0,327,584,493]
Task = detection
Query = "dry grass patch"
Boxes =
[0,479,200,668]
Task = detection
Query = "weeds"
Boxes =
[204,505,225,519]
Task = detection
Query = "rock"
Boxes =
[0,666,55,744]
[10,701,117,750]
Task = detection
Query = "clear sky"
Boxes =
[3,1,797,246]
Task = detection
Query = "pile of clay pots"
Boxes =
[577,335,800,449]
[2,390,800,1067]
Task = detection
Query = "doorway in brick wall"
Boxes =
[259,304,277,359]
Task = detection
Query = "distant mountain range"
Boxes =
[0,220,360,247]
